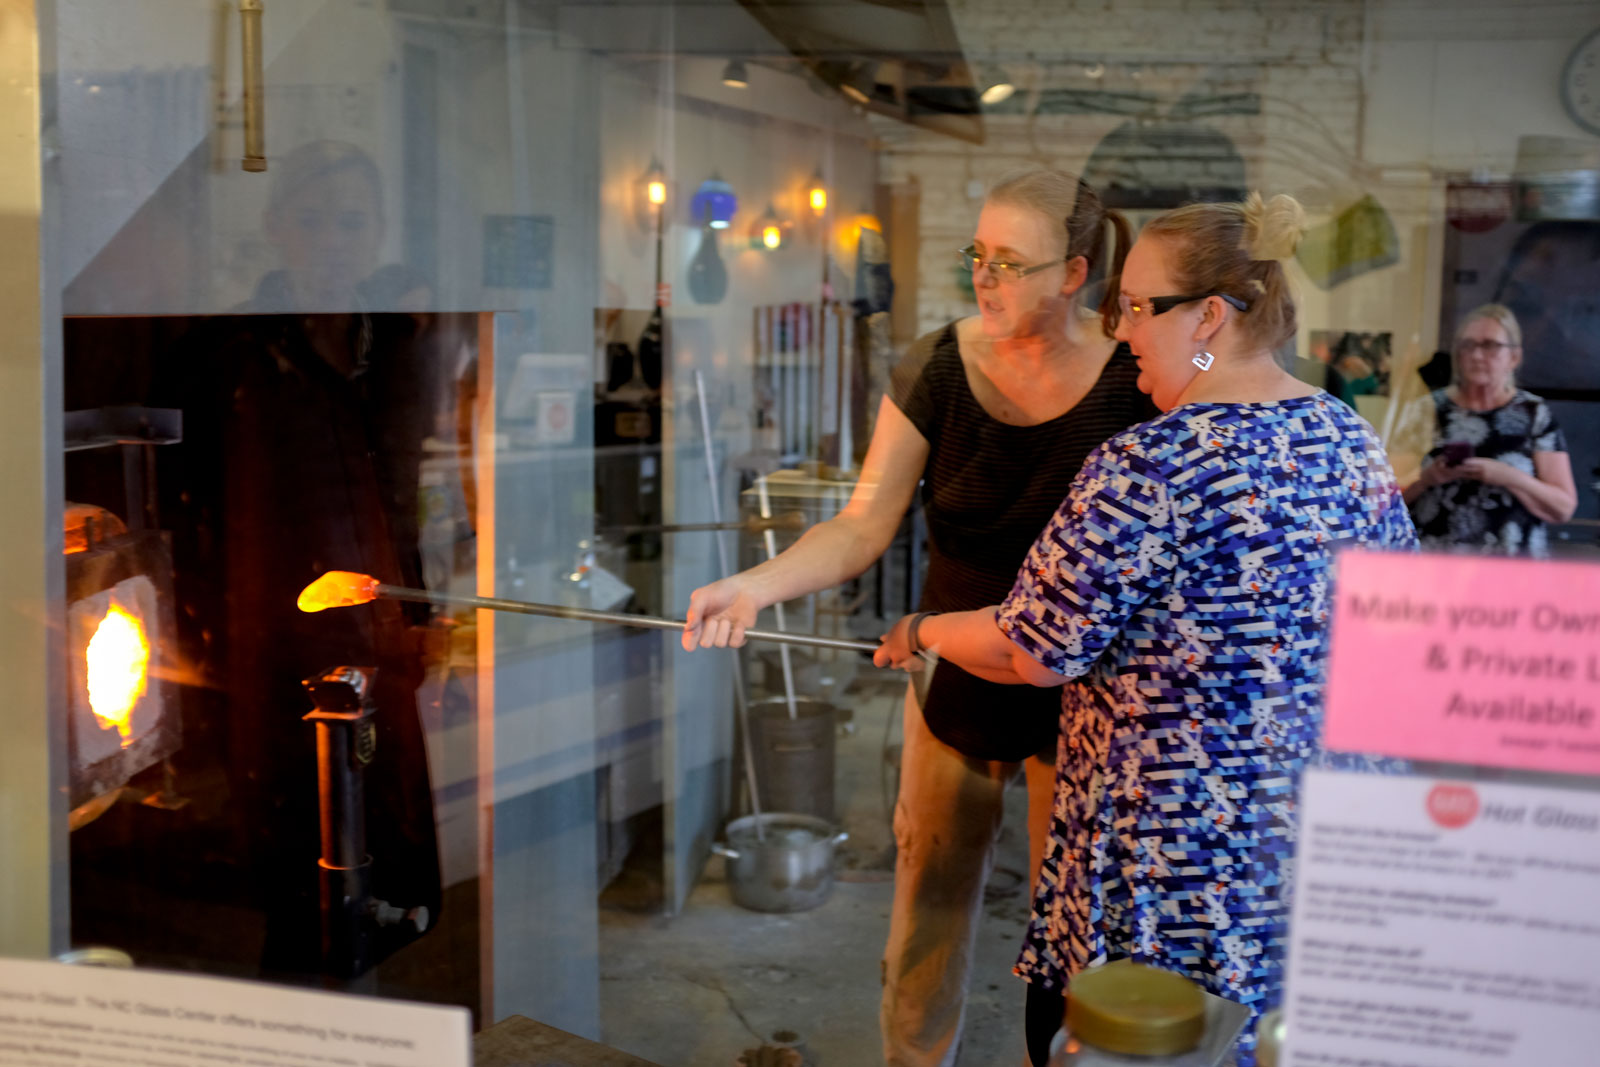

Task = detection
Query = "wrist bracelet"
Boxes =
[907,611,939,655]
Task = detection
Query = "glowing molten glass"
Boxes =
[297,570,380,613]
[86,605,149,744]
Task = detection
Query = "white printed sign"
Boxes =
[534,389,576,445]
[1283,770,1600,1066]
[0,956,469,1066]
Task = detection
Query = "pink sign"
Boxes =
[1324,550,1600,775]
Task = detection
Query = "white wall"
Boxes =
[59,0,605,321]
[597,56,877,363]
[1343,0,1600,409]
[1366,1,1600,172]
[1366,38,1587,172]
[879,0,1375,339]
[872,0,1598,435]
[54,0,333,291]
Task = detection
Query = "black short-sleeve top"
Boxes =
[889,321,1157,760]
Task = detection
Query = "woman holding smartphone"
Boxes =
[1402,303,1577,555]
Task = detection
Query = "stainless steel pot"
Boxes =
[712,813,848,913]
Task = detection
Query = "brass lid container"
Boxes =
[1066,962,1206,1057]
[1255,1009,1283,1067]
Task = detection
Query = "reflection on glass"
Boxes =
[13,2,1600,1065]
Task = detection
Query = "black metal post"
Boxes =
[302,666,378,978]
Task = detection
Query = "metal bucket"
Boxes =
[713,813,848,913]
[755,648,822,693]
[748,696,836,821]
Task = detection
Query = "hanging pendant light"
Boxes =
[635,156,668,232]
[750,203,788,250]
[645,164,668,208]
[807,167,828,217]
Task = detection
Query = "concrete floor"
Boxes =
[597,669,1035,1066]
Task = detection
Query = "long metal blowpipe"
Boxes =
[600,511,805,537]
[297,571,884,656]
[692,369,767,838]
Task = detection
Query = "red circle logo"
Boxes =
[1426,783,1479,829]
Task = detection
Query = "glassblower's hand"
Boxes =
[875,613,920,671]
[682,576,761,651]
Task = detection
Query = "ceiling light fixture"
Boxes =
[978,64,1015,106]
[839,62,877,105]
[721,59,749,89]
[980,81,1015,105]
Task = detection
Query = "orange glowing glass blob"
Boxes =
[297,570,380,613]
[86,605,149,744]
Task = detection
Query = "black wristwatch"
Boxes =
[907,611,939,655]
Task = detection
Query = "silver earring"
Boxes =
[1192,351,1215,371]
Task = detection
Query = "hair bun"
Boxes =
[1243,192,1306,262]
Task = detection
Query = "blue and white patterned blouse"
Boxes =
[996,394,1416,1065]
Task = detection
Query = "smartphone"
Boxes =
[1441,441,1475,466]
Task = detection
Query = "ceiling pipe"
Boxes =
[239,0,266,172]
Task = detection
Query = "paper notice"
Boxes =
[0,957,469,1067]
[1323,551,1600,775]
[1283,770,1600,1066]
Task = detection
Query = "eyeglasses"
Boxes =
[1118,292,1251,324]
[957,245,1062,283]
[1455,339,1515,356]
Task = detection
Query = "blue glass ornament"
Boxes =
[689,174,738,230]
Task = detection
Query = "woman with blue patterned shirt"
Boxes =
[876,194,1418,1066]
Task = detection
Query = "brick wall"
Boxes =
[874,0,1372,337]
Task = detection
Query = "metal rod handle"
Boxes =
[373,583,881,655]
[693,369,765,835]
[600,511,804,536]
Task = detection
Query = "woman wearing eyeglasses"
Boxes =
[683,170,1152,1067]
[875,193,1417,1067]
[1402,304,1577,556]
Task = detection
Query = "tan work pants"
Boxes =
[881,684,1055,1067]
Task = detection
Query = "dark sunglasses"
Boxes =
[1120,292,1251,321]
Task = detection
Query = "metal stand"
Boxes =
[302,666,428,979]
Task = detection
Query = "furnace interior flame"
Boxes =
[298,570,381,613]
[86,604,150,744]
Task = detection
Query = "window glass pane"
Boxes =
[16,1,1600,1064]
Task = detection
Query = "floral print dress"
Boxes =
[1406,389,1568,557]
[996,394,1416,1065]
